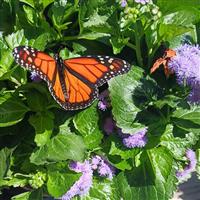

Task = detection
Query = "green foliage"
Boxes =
[30,134,86,165]
[73,103,103,150]
[0,0,200,199]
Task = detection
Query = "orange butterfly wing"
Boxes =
[13,46,56,82]
[64,56,130,87]
[13,46,131,110]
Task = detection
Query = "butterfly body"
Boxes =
[13,46,131,110]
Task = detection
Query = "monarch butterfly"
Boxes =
[13,46,131,110]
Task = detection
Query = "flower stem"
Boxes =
[126,42,136,50]
[135,21,143,67]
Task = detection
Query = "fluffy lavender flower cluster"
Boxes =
[121,127,148,148]
[102,117,148,148]
[168,44,200,104]
[176,149,197,179]
[62,161,93,200]
[62,156,115,200]
[91,155,115,180]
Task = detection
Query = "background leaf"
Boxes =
[30,134,86,165]
[0,96,30,127]
[109,66,145,134]
[73,104,103,150]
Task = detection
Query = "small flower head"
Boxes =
[30,71,42,82]
[62,161,93,200]
[176,149,197,179]
[91,156,115,180]
[103,117,115,135]
[98,100,108,111]
[168,44,200,88]
[122,127,148,148]
[120,0,127,7]
[168,44,200,104]
[135,0,150,4]
[98,90,109,111]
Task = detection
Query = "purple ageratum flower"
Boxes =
[168,44,200,104]
[176,149,197,179]
[168,44,200,88]
[62,161,93,200]
[98,100,108,111]
[91,155,115,180]
[122,127,148,148]
[98,90,109,111]
[30,71,42,82]
[188,85,200,104]
[121,0,127,7]
[135,0,150,4]
[103,117,115,135]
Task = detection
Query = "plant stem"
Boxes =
[126,42,136,50]
[135,22,143,67]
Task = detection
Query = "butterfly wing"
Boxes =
[13,46,131,110]
[57,67,98,110]
[12,46,99,110]
[13,46,56,83]
[64,56,131,87]
[61,56,131,110]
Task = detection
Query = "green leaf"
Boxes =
[73,104,103,150]
[30,134,86,165]
[162,8,200,26]
[108,66,145,134]
[0,96,30,127]
[83,178,119,200]
[41,0,54,10]
[114,147,177,200]
[157,0,200,14]
[171,106,200,133]
[113,173,133,200]
[11,189,43,200]
[154,95,182,109]
[29,111,54,146]
[32,33,53,50]
[50,1,76,31]
[47,170,81,198]
[25,89,48,112]
[0,49,13,71]
[159,24,192,41]
[23,5,38,25]
[0,148,12,180]
[79,0,117,35]
[5,29,28,49]
[0,0,17,32]
[20,0,35,8]
[78,32,110,40]
[160,124,199,159]
[110,37,129,54]
[0,177,28,188]
[72,42,87,53]
[108,136,139,170]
